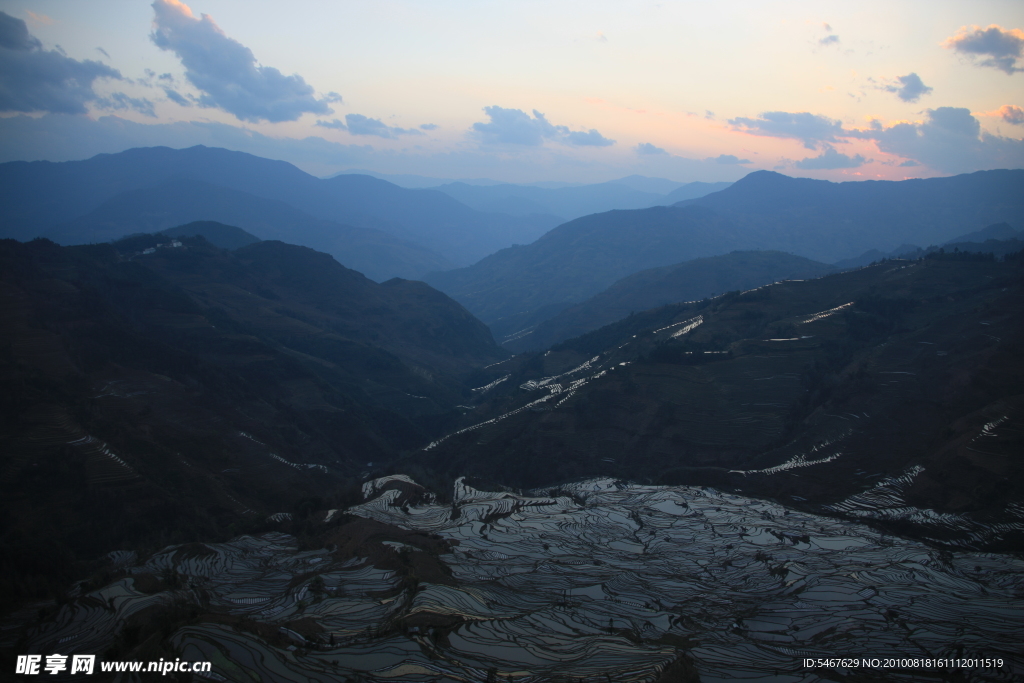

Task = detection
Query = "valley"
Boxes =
[1,150,1022,682]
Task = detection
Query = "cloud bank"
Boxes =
[472,106,615,147]
[635,142,666,155]
[854,107,1024,173]
[0,11,121,115]
[794,146,866,169]
[149,0,334,122]
[728,111,846,150]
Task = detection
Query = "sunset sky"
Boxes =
[1,0,1022,183]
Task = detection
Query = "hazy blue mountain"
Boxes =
[330,169,509,188]
[432,178,730,224]
[46,178,454,282]
[0,145,559,266]
[433,180,673,222]
[158,221,260,250]
[678,170,1024,263]
[944,221,1022,245]
[605,174,687,194]
[423,205,754,324]
[425,170,1024,333]
[664,181,733,202]
[503,251,835,351]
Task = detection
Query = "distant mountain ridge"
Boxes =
[678,169,1024,262]
[424,169,1024,331]
[46,178,453,281]
[424,205,751,325]
[0,145,559,267]
[431,178,731,223]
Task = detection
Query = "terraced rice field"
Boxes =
[19,476,1024,682]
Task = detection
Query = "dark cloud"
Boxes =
[635,142,666,155]
[819,34,840,46]
[728,111,846,150]
[163,88,191,107]
[149,0,334,122]
[0,11,121,115]
[315,118,347,130]
[472,106,615,147]
[708,154,751,165]
[343,113,422,138]
[704,110,715,120]
[96,92,157,118]
[419,123,438,130]
[883,72,933,102]
[96,47,110,59]
[852,107,1024,173]
[0,11,41,50]
[943,24,1024,74]
[794,146,866,170]
[898,159,920,167]
[995,104,1024,125]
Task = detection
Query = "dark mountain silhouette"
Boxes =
[678,170,1024,263]
[424,170,1024,331]
[0,145,560,266]
[0,234,505,607]
[160,221,261,250]
[503,251,834,351]
[415,255,1024,551]
[46,178,453,281]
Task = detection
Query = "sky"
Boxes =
[1,0,1022,184]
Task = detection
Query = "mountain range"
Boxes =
[0,146,560,273]
[424,169,1024,333]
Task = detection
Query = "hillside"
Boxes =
[0,145,560,267]
[47,178,453,281]
[503,251,835,351]
[0,235,503,608]
[160,220,261,250]
[415,254,1024,551]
